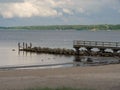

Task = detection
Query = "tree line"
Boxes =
[1,24,120,30]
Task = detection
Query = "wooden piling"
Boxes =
[30,43,32,48]
[25,43,28,49]
[18,42,20,50]
[75,47,80,55]
[23,42,25,49]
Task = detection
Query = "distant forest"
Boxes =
[1,24,120,30]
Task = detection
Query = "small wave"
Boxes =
[0,62,73,70]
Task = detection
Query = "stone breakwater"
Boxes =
[19,46,120,57]
[20,47,76,55]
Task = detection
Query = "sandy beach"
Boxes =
[0,64,120,90]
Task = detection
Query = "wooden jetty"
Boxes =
[18,41,120,57]
[73,40,120,56]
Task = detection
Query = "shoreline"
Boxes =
[0,62,73,70]
[0,59,119,70]
[0,64,120,90]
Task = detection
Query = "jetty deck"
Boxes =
[73,40,120,54]
[74,40,120,48]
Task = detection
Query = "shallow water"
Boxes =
[0,29,120,69]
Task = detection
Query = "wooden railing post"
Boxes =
[102,42,104,46]
[116,42,118,47]
[83,41,85,45]
[89,41,91,46]
[95,42,97,46]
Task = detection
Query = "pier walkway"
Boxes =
[73,40,120,55]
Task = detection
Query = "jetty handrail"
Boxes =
[73,40,120,48]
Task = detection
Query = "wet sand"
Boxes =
[0,64,120,90]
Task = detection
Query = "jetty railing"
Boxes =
[73,40,120,48]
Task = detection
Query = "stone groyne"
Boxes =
[18,42,120,57]
[20,47,75,55]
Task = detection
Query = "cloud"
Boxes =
[0,0,23,3]
[0,0,120,18]
[73,0,120,15]
[63,8,73,15]
[0,0,59,18]
[0,0,74,18]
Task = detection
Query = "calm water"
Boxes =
[0,29,120,69]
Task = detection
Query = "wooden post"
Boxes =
[26,43,28,49]
[75,47,80,55]
[30,43,32,48]
[83,41,85,45]
[87,47,91,52]
[23,42,25,49]
[89,41,91,46]
[95,42,97,46]
[109,42,111,47]
[18,42,20,50]
[102,42,104,46]
[100,48,105,53]
[116,42,118,47]
[113,49,118,53]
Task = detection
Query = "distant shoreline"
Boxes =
[0,24,120,30]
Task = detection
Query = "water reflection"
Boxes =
[18,50,32,56]
[18,51,120,68]
[74,55,120,67]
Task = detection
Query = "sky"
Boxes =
[0,0,120,26]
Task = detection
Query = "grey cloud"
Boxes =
[0,0,23,3]
[0,0,120,19]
